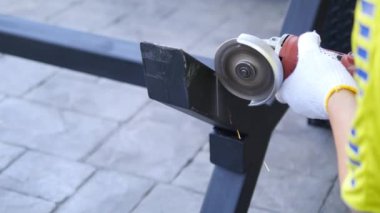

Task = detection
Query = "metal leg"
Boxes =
[201,166,247,213]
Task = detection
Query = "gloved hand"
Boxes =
[276,31,357,119]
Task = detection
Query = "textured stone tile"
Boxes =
[0,151,94,202]
[173,151,213,194]
[0,56,57,96]
[0,98,117,160]
[26,75,148,121]
[186,0,290,56]
[48,0,130,32]
[274,109,311,134]
[0,143,24,171]
[133,184,203,213]
[57,170,154,213]
[0,94,5,102]
[248,207,278,213]
[101,0,227,52]
[87,101,211,182]
[251,168,333,212]
[0,188,55,213]
[0,0,79,21]
[100,0,180,35]
[320,180,350,213]
[202,142,210,152]
[264,126,337,180]
[56,69,99,83]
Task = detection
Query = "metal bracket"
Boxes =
[140,42,287,212]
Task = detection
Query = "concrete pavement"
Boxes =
[0,0,349,212]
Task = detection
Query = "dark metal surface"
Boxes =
[0,0,353,210]
[0,15,144,86]
[309,0,357,128]
[201,166,247,213]
[315,0,356,52]
[0,15,214,87]
[209,128,245,173]
[141,42,288,212]
[280,0,321,35]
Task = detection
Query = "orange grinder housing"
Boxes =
[279,35,355,78]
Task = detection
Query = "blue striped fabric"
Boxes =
[362,0,375,16]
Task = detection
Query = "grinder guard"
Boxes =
[215,34,283,106]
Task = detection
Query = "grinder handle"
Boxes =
[279,35,355,79]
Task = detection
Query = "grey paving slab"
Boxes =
[132,184,203,213]
[251,168,333,213]
[0,56,57,96]
[202,142,210,152]
[57,170,154,213]
[87,101,211,182]
[0,98,117,160]
[55,69,99,83]
[265,117,337,180]
[248,207,278,213]
[0,188,55,213]
[275,109,312,134]
[173,151,213,194]
[48,0,129,32]
[0,142,24,171]
[0,94,5,102]
[26,74,148,121]
[101,0,229,53]
[0,0,80,21]
[0,151,94,202]
[320,180,350,213]
[186,0,290,57]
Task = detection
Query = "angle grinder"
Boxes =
[214,33,354,106]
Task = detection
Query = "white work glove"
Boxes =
[276,31,357,119]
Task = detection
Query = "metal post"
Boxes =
[140,43,287,213]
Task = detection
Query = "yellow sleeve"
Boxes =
[342,0,380,212]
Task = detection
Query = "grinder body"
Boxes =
[215,34,354,105]
[277,34,354,78]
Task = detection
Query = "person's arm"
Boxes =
[327,90,357,184]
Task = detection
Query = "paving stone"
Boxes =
[248,207,278,213]
[48,0,131,32]
[0,94,5,102]
[173,151,213,194]
[0,151,94,202]
[101,0,228,52]
[274,109,312,134]
[186,0,290,57]
[55,69,99,83]
[0,143,24,171]
[87,101,211,182]
[0,56,57,96]
[0,98,117,160]
[57,170,154,213]
[132,184,203,213]
[0,188,55,213]
[251,168,333,213]
[0,0,79,21]
[26,75,148,121]
[320,180,350,213]
[264,126,337,180]
[202,142,210,152]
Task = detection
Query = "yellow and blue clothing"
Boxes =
[342,0,380,212]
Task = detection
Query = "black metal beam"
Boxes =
[0,15,214,87]
[140,43,288,212]
[0,15,145,86]
[280,0,321,35]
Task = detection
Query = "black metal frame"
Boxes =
[141,43,288,212]
[0,0,356,212]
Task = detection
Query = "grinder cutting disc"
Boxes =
[215,34,283,105]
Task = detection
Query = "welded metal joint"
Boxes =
[140,42,287,213]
